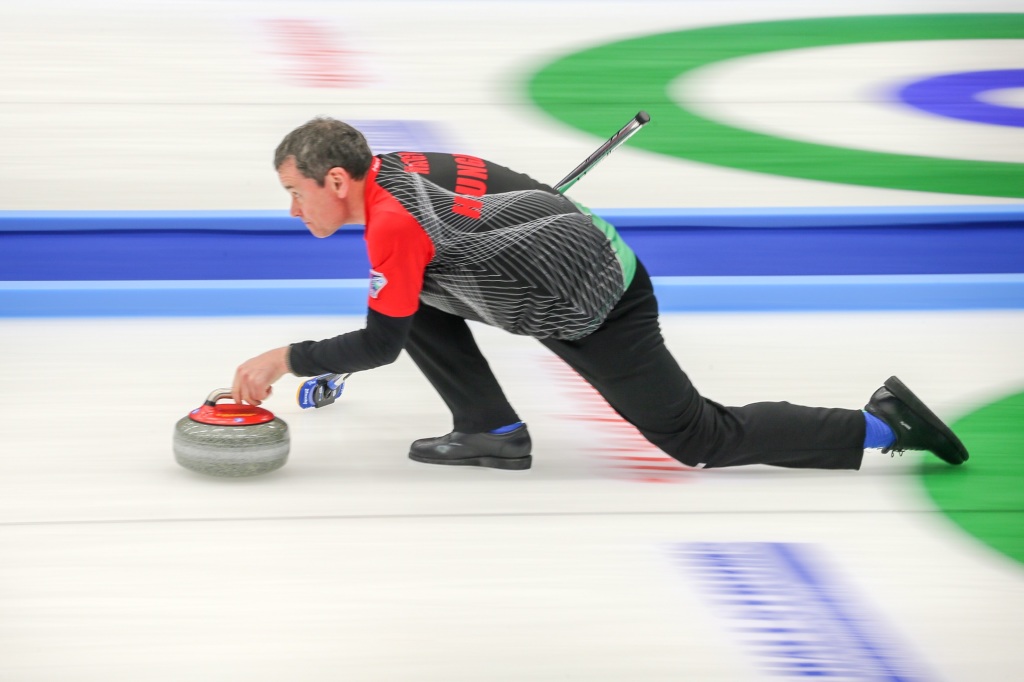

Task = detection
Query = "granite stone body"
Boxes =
[173,417,290,477]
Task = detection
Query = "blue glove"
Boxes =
[296,373,349,409]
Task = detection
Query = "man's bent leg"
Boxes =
[404,304,521,433]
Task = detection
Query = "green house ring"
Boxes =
[527,14,1024,198]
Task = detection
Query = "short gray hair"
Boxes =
[273,117,373,185]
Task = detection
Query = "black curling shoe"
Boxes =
[864,376,969,465]
[409,425,533,470]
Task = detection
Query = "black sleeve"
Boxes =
[287,308,414,376]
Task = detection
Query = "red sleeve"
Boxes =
[364,205,435,317]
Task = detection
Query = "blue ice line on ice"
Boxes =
[674,542,933,681]
[1,274,1022,317]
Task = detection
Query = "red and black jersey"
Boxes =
[366,151,636,337]
[287,151,637,376]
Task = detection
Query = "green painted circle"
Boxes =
[527,14,1024,198]
[922,391,1024,565]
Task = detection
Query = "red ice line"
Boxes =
[263,19,367,88]
[544,358,691,482]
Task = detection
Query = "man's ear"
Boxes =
[325,167,351,197]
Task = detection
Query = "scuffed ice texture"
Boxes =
[172,417,290,477]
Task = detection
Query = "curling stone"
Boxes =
[173,389,289,477]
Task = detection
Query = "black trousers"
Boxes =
[404,261,865,470]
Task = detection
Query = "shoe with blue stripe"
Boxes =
[865,376,969,465]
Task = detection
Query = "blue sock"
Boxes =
[489,421,524,435]
[863,411,896,449]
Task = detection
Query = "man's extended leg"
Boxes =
[542,262,866,469]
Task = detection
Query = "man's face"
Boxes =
[277,157,348,238]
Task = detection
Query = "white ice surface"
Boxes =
[1,312,1022,680]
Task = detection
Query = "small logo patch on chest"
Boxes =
[369,269,388,298]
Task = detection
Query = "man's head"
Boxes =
[274,118,374,237]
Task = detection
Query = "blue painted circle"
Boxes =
[897,69,1024,127]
